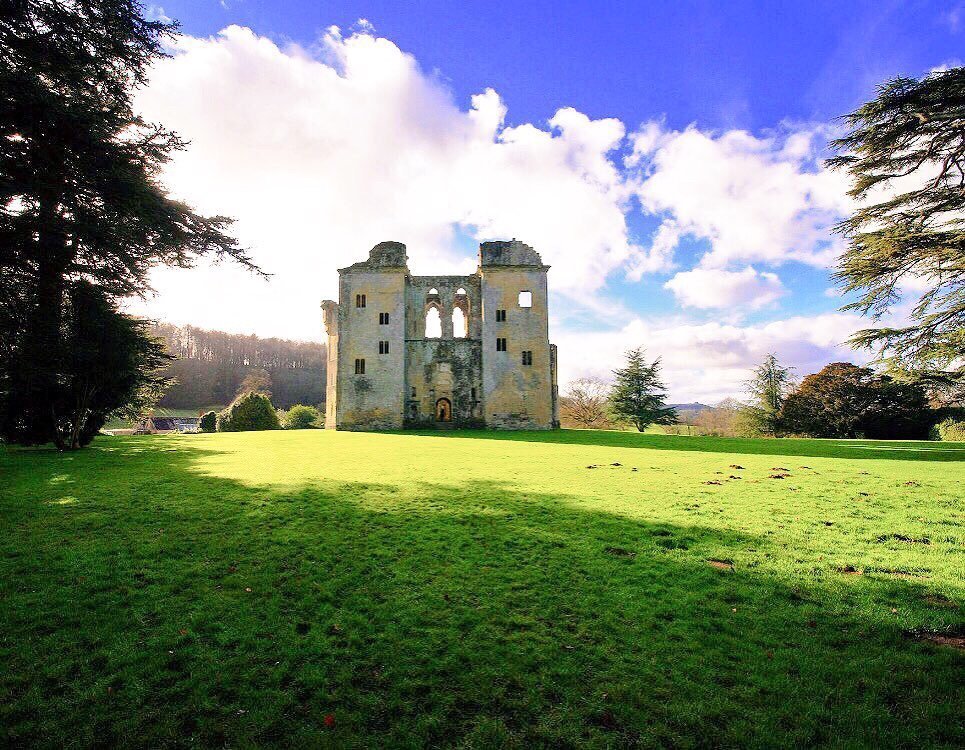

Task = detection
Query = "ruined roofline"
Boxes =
[338,238,549,273]
[478,239,549,270]
[339,240,410,273]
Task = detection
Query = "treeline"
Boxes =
[563,355,960,440]
[150,324,327,409]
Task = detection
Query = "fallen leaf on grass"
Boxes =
[708,559,734,570]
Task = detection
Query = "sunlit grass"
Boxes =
[1,429,962,747]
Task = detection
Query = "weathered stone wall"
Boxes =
[405,275,481,340]
[321,300,340,429]
[334,266,407,430]
[324,239,557,431]
[479,248,554,429]
[404,339,483,427]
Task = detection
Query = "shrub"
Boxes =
[199,411,217,433]
[217,391,280,432]
[933,418,965,441]
[284,404,320,430]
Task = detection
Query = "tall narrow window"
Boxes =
[496,309,506,322]
[355,293,366,308]
[522,350,533,366]
[518,291,532,308]
[379,312,389,324]
[354,358,365,374]
[379,341,389,354]
[452,307,467,338]
[496,337,507,352]
[471,387,477,400]
[425,307,442,338]
[411,387,417,398]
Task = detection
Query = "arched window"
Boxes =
[452,307,467,338]
[425,306,442,338]
[453,287,469,338]
[428,287,439,295]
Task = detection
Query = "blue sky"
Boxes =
[133,1,962,401]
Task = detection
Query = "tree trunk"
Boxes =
[27,193,70,448]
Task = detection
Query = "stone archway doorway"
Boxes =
[435,398,452,423]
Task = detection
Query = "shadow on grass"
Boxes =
[395,428,965,461]
[0,439,961,748]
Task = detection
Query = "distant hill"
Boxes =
[669,402,712,412]
[150,323,327,409]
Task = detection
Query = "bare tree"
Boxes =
[560,376,613,429]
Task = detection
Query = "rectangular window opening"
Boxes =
[496,309,506,322]
[354,358,366,374]
[355,294,367,308]
[379,312,389,324]
[522,350,533,366]
[496,338,507,352]
[518,291,532,308]
[379,340,389,354]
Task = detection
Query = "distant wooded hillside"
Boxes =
[151,323,326,409]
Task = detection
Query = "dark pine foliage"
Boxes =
[0,1,259,448]
[609,348,677,432]
[828,68,965,398]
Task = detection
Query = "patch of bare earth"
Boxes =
[924,595,958,609]
[837,565,863,576]
[708,559,734,570]
[907,628,965,651]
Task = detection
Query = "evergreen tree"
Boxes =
[0,1,259,447]
[609,348,677,431]
[743,353,794,435]
[3,281,170,449]
[828,68,965,393]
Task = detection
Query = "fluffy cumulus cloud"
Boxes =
[127,23,870,401]
[626,123,852,271]
[664,267,785,310]
[131,25,636,339]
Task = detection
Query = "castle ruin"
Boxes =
[322,239,559,430]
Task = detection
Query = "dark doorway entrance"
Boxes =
[435,398,452,422]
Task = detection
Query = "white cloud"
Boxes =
[555,311,869,403]
[124,23,884,404]
[130,25,638,339]
[145,5,172,23]
[627,123,852,271]
[664,266,785,310]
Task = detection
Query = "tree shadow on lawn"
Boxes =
[397,428,965,462]
[0,440,961,748]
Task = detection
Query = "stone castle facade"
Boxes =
[322,239,559,430]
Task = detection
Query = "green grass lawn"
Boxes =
[1,430,962,748]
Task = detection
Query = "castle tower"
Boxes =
[478,240,556,429]
[322,239,558,430]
